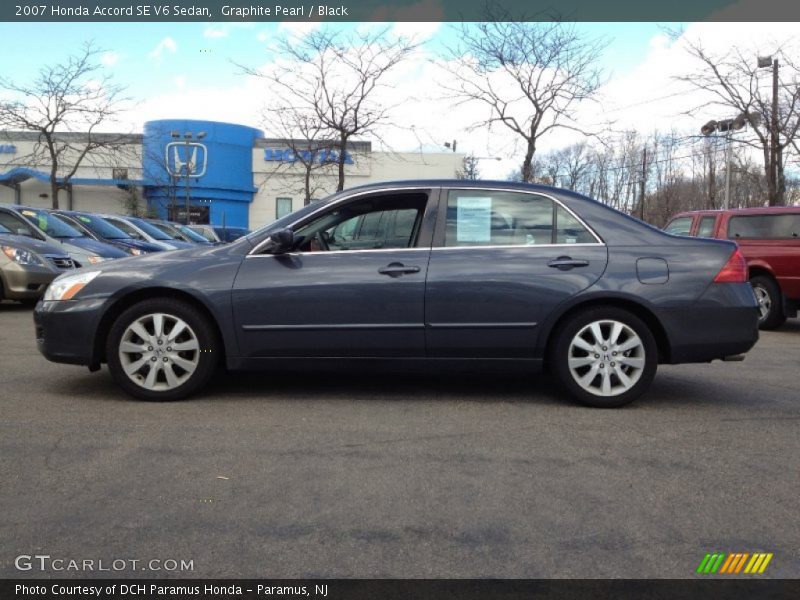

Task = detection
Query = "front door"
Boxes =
[232,190,437,358]
[425,188,608,358]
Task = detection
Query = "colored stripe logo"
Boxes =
[697,552,773,574]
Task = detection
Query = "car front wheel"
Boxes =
[551,308,658,408]
[106,298,219,401]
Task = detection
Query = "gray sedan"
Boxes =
[33,181,759,407]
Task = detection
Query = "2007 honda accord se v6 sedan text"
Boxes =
[34,181,759,407]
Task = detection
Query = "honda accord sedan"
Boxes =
[34,181,759,407]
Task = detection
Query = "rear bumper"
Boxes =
[657,283,759,364]
[34,297,107,365]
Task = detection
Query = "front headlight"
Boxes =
[2,245,44,266]
[86,256,107,265]
[128,247,143,256]
[44,271,102,301]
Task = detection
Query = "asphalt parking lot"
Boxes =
[1,301,798,579]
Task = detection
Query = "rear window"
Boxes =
[727,214,800,240]
[664,217,692,236]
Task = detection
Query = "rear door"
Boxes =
[424,187,608,359]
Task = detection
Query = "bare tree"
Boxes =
[456,154,482,180]
[676,41,800,206]
[241,29,417,191]
[0,42,129,209]
[440,18,606,183]
[260,107,339,205]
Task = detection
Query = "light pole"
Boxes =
[170,130,206,224]
[700,113,748,209]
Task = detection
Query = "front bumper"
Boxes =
[657,282,760,364]
[1,262,60,300]
[34,297,108,366]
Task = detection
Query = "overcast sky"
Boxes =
[1,20,797,178]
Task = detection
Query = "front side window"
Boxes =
[665,217,692,236]
[290,194,427,253]
[276,198,293,220]
[444,190,594,247]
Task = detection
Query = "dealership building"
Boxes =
[0,119,464,229]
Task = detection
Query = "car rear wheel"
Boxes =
[551,308,658,408]
[750,275,786,330]
[106,298,219,401]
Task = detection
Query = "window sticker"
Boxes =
[21,210,37,217]
[78,216,91,223]
[456,197,492,242]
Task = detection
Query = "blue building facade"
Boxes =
[142,119,261,229]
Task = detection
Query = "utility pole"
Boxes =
[724,133,732,209]
[771,57,780,206]
[639,146,647,221]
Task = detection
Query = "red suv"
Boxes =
[665,207,800,329]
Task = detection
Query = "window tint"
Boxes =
[556,206,597,244]
[696,216,716,238]
[293,194,427,253]
[727,214,800,239]
[445,190,593,247]
[664,217,692,236]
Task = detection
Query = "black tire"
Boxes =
[550,307,658,408]
[106,298,219,401]
[750,275,786,330]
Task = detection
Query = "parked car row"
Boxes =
[0,203,250,304]
[664,206,800,330]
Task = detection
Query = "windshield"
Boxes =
[127,218,174,241]
[19,208,85,238]
[72,213,132,240]
[148,221,185,240]
[178,225,210,243]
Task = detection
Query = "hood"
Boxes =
[57,236,129,258]
[0,233,70,257]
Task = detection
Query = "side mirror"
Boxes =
[262,228,295,254]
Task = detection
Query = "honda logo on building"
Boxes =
[165,142,208,178]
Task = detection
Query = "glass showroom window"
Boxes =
[276,198,293,220]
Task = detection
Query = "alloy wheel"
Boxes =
[753,285,771,321]
[118,312,200,391]
[567,319,646,397]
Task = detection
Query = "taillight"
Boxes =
[713,248,748,283]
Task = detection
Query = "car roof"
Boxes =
[671,206,800,219]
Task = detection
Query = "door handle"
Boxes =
[378,263,421,276]
[547,256,589,271]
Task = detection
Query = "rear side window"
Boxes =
[696,217,717,238]
[664,217,692,236]
[444,190,594,247]
[727,214,800,239]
